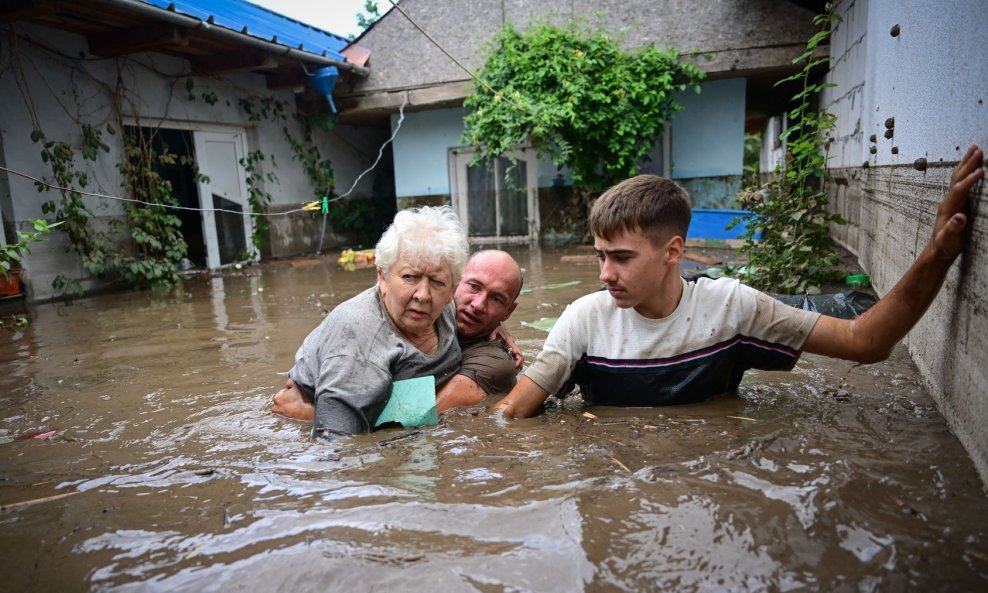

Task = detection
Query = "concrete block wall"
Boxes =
[823,0,988,485]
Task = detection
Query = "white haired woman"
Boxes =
[272,205,469,438]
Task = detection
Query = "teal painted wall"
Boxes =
[670,78,746,208]
[391,107,466,198]
[390,79,747,209]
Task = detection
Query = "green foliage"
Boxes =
[355,1,381,32]
[31,119,190,296]
[732,8,844,295]
[742,132,762,182]
[33,125,117,296]
[240,150,277,255]
[463,18,705,191]
[1,219,62,278]
[117,129,189,289]
[328,198,377,242]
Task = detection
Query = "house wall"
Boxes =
[390,78,747,213]
[0,24,381,301]
[671,78,746,209]
[353,0,818,96]
[392,107,465,204]
[821,0,988,484]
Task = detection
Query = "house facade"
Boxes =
[821,0,988,483]
[0,0,387,301]
[336,0,823,242]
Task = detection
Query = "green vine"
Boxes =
[116,128,189,288]
[1,219,62,279]
[33,125,117,295]
[31,121,190,295]
[240,149,277,256]
[239,94,377,238]
[463,18,706,192]
[732,7,844,294]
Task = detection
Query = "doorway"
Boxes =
[193,130,254,268]
[127,126,253,269]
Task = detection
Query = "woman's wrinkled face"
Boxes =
[378,256,454,338]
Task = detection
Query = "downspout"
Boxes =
[98,0,370,77]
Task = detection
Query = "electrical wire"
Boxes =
[0,165,312,216]
[0,3,520,233]
[0,91,409,223]
[316,90,409,252]
[384,0,527,112]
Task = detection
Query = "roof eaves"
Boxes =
[137,0,349,63]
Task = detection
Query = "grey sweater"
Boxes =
[288,286,460,438]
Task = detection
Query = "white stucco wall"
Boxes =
[0,24,378,300]
[823,0,988,485]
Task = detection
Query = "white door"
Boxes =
[449,146,539,243]
[193,130,254,269]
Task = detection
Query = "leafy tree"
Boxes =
[463,18,705,191]
[354,1,382,34]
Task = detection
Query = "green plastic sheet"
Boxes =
[374,376,438,428]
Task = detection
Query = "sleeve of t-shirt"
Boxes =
[737,284,821,350]
[523,301,588,395]
[457,339,517,396]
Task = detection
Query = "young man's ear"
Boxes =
[665,235,685,263]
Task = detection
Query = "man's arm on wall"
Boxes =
[803,145,984,363]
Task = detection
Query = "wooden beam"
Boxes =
[87,23,188,57]
[265,69,309,91]
[337,80,474,116]
[0,0,56,22]
[192,50,278,76]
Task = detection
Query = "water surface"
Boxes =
[1,246,986,592]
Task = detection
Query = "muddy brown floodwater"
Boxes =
[1,245,986,592]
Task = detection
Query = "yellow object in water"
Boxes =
[337,248,376,271]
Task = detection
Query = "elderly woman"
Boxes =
[274,205,469,438]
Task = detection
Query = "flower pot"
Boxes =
[0,269,22,296]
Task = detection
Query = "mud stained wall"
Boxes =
[823,0,988,485]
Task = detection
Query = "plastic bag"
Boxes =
[773,291,877,319]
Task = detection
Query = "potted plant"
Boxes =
[1,219,62,296]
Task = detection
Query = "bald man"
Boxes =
[272,249,524,419]
[436,249,523,411]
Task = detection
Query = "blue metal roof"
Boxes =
[139,0,349,61]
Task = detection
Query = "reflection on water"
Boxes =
[1,246,986,592]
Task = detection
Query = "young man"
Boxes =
[494,145,984,418]
[272,249,524,420]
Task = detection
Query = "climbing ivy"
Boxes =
[116,128,190,289]
[1,219,62,279]
[31,121,190,296]
[732,8,844,294]
[240,149,277,257]
[235,94,376,239]
[463,18,705,191]
[34,124,117,296]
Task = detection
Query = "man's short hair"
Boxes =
[589,175,692,246]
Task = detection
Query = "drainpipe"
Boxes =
[97,0,370,77]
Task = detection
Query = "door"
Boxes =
[450,146,539,243]
[193,130,254,269]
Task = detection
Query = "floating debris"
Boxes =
[520,280,581,294]
[16,429,59,441]
[520,317,558,332]
[337,249,375,271]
